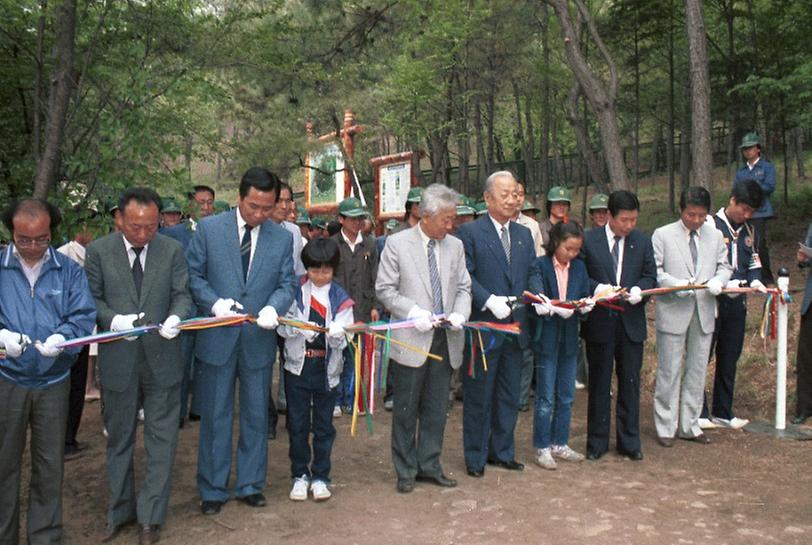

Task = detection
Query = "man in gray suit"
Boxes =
[376,183,472,493]
[86,188,193,545]
[652,187,732,446]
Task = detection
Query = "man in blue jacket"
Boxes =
[0,198,96,545]
[733,132,776,285]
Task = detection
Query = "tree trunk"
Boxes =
[684,0,713,190]
[667,0,676,213]
[474,97,487,186]
[545,0,630,191]
[680,89,692,192]
[32,0,47,164]
[33,0,76,198]
[540,4,551,196]
[633,22,640,192]
[566,82,605,192]
[794,127,806,179]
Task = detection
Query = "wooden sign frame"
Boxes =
[370,151,418,232]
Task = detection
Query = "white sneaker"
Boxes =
[332,406,342,418]
[552,444,585,463]
[698,417,719,430]
[310,480,331,501]
[137,408,145,422]
[711,416,749,429]
[289,475,309,501]
[575,381,586,390]
[535,448,557,470]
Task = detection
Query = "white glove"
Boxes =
[725,279,743,298]
[750,279,768,294]
[532,294,553,316]
[159,315,182,340]
[34,334,66,358]
[593,283,614,298]
[447,312,466,331]
[256,306,279,330]
[675,280,694,298]
[302,323,319,342]
[0,329,29,358]
[484,295,512,320]
[578,298,596,314]
[211,298,243,318]
[110,313,145,342]
[706,277,724,296]
[551,305,575,319]
[328,322,345,338]
[627,286,643,305]
[408,306,435,332]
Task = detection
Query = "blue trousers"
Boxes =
[462,338,522,470]
[533,329,578,449]
[284,365,337,483]
[196,346,271,502]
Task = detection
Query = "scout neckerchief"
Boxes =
[715,207,755,273]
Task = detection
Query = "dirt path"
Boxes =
[56,390,811,545]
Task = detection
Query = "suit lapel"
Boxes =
[139,236,162,307]
[438,235,454,310]
[479,216,510,280]
[595,228,616,283]
[247,220,272,289]
[619,234,635,286]
[508,222,526,283]
[222,211,245,287]
[409,228,433,302]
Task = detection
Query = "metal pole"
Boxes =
[775,268,790,430]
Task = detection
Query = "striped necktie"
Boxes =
[427,239,443,314]
[501,225,511,265]
[241,225,253,281]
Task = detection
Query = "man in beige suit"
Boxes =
[376,183,472,493]
[652,187,732,446]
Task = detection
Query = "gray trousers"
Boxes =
[391,332,452,481]
[103,355,181,528]
[654,311,713,439]
[0,377,69,545]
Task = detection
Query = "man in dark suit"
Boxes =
[456,171,535,477]
[85,188,193,544]
[793,224,812,424]
[580,190,656,461]
[186,167,296,515]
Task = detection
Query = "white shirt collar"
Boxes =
[341,229,363,247]
[488,213,510,234]
[747,156,761,169]
[122,235,149,253]
[605,222,622,241]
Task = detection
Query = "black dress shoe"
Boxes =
[396,479,415,493]
[416,473,457,487]
[466,467,485,478]
[792,414,810,425]
[585,450,604,461]
[188,413,201,422]
[617,449,644,461]
[656,436,675,447]
[238,493,267,507]
[200,500,223,515]
[101,520,134,542]
[487,459,524,471]
[139,524,161,545]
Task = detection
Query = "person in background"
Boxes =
[588,194,609,228]
[539,186,572,247]
[0,198,96,545]
[376,183,471,493]
[514,181,544,257]
[733,132,776,285]
[331,197,381,416]
[521,200,541,222]
[452,202,476,234]
[699,180,765,431]
[528,220,594,470]
[309,217,328,240]
[296,207,312,244]
[652,187,732,447]
[278,238,354,502]
[213,200,231,214]
[362,216,375,237]
[390,187,423,236]
[160,198,183,228]
[456,171,535,477]
[793,224,812,425]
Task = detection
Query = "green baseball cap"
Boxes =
[547,186,572,203]
[296,209,312,225]
[338,197,368,218]
[311,216,327,230]
[456,204,476,216]
[474,201,488,216]
[385,218,400,231]
[588,193,609,210]
[213,200,230,213]
[406,186,423,203]
[522,200,540,213]
[740,132,760,149]
[161,198,182,214]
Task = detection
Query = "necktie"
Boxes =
[132,247,143,297]
[241,225,253,281]
[500,225,511,265]
[427,239,443,314]
[611,235,621,280]
[689,230,698,270]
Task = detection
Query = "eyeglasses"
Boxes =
[14,235,51,248]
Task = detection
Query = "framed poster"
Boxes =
[304,142,345,213]
[371,151,418,233]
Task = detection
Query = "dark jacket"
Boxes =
[331,231,380,322]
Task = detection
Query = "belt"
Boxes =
[304,349,326,358]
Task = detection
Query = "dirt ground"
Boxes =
[20,226,812,545]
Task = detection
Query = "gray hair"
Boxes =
[484,170,517,193]
[420,183,459,217]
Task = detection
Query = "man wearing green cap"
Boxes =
[161,198,183,228]
[295,208,312,243]
[390,187,423,236]
[539,186,572,247]
[332,197,381,415]
[733,132,776,284]
[588,193,609,228]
